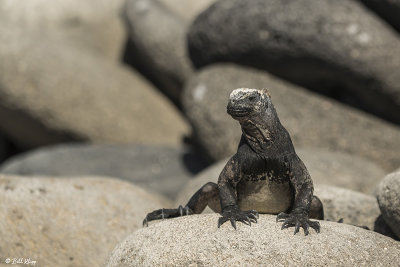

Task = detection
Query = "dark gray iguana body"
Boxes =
[144,88,323,235]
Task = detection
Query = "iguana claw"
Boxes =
[277,211,320,235]
[218,206,259,229]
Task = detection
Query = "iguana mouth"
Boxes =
[227,107,252,117]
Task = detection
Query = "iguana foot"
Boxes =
[143,205,193,227]
[276,210,320,235]
[218,205,259,229]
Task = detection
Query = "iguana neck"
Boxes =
[240,117,278,154]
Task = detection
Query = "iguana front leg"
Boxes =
[142,182,220,226]
[276,156,320,235]
[217,156,259,229]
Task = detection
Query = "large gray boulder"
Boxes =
[183,64,400,171]
[0,0,125,61]
[0,143,208,199]
[123,0,193,104]
[188,0,400,123]
[377,171,400,238]
[0,31,189,148]
[106,214,400,266]
[314,185,380,230]
[298,150,384,194]
[0,175,172,267]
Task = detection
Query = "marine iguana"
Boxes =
[143,88,323,235]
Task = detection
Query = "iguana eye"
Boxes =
[248,96,257,101]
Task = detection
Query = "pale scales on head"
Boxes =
[229,88,271,101]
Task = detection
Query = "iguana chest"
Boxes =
[236,161,293,214]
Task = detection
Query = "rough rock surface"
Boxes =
[0,0,125,61]
[314,185,380,230]
[360,0,400,32]
[106,214,400,266]
[175,158,381,229]
[183,64,400,171]
[377,172,400,238]
[0,32,189,148]
[0,175,172,267]
[188,0,400,123]
[0,143,208,199]
[123,0,193,104]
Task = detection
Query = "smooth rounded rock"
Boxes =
[183,64,400,171]
[314,184,380,230]
[297,149,384,194]
[0,143,208,199]
[123,0,193,104]
[0,33,189,148]
[377,172,400,238]
[0,175,172,267]
[188,0,400,123]
[106,214,400,266]
[0,0,125,60]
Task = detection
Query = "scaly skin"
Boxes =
[143,88,322,235]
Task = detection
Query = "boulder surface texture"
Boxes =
[107,214,400,266]
[0,175,171,267]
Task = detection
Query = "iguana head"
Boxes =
[227,88,272,120]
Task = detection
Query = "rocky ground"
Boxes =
[0,0,399,266]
